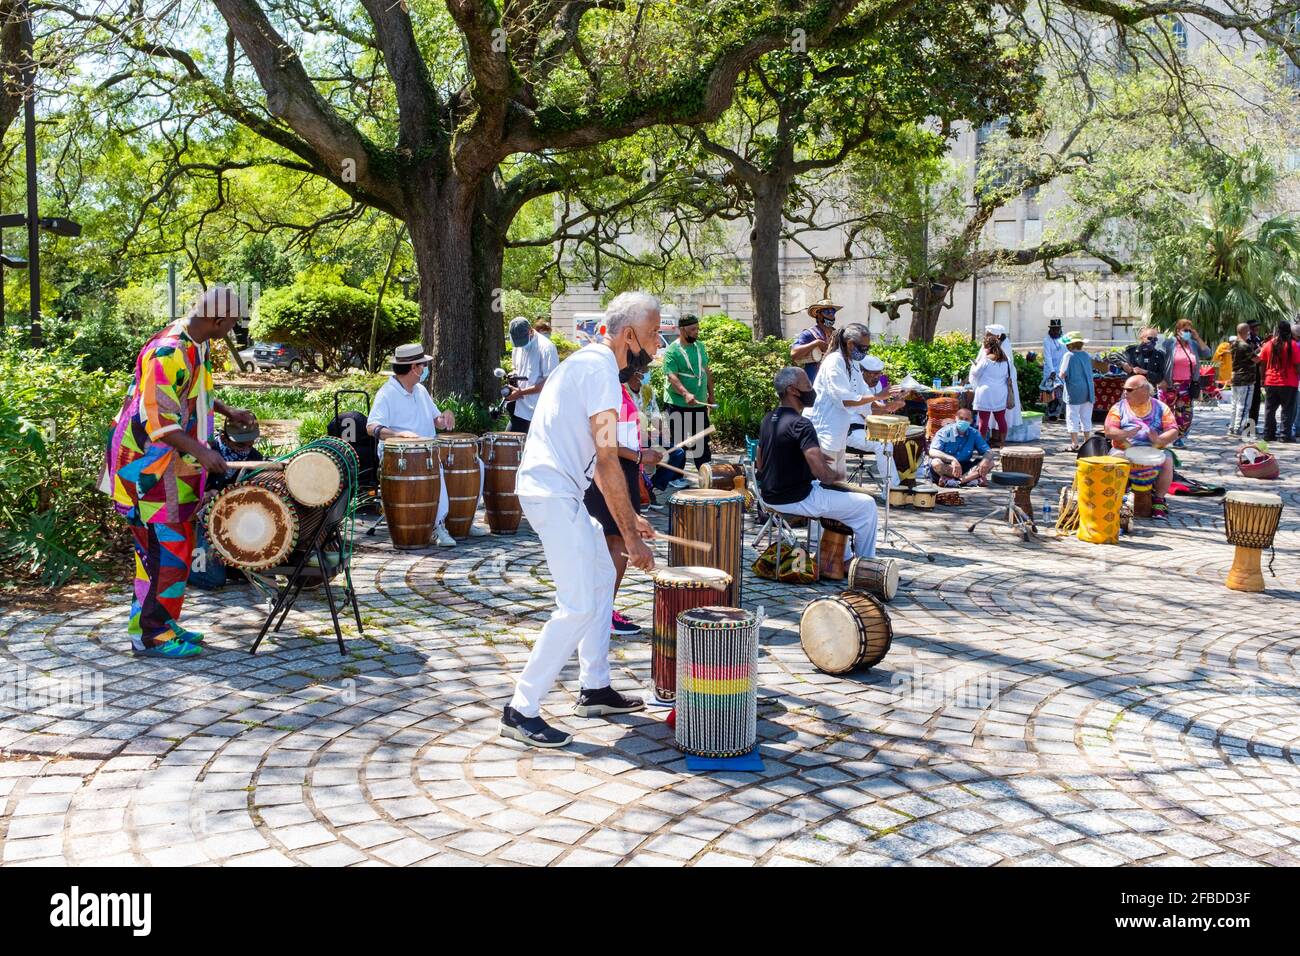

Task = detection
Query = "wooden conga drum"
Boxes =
[1000,446,1044,512]
[438,432,482,537]
[651,567,731,703]
[668,488,744,605]
[817,517,853,581]
[675,606,758,758]
[1075,456,1128,545]
[480,431,525,534]
[799,591,893,674]
[381,438,440,550]
[206,473,299,571]
[1222,491,1283,592]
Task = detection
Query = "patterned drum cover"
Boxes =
[1075,456,1129,545]
[675,606,758,758]
[651,567,731,703]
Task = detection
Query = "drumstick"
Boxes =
[666,424,716,454]
[653,460,689,476]
[619,533,712,560]
[223,460,284,470]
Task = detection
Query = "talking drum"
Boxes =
[480,431,525,534]
[1075,456,1129,545]
[206,473,298,571]
[668,488,745,605]
[381,439,440,550]
[799,591,893,675]
[651,567,732,703]
[866,414,909,444]
[846,556,900,602]
[892,425,927,483]
[817,517,853,581]
[1000,447,1045,512]
[675,606,759,758]
[927,396,959,439]
[1222,491,1284,592]
[438,433,482,537]
[1124,445,1165,519]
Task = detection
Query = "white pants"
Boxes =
[777,482,878,559]
[1065,401,1093,434]
[844,432,901,486]
[510,495,617,717]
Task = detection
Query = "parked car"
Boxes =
[253,342,309,372]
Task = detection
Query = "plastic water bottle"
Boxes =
[1042,502,1052,524]
[932,377,942,389]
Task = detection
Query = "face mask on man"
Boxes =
[955,419,972,434]
[798,387,816,407]
[419,365,429,384]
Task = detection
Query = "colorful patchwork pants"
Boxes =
[127,516,195,650]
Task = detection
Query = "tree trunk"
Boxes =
[405,174,503,406]
[907,280,947,343]
[749,179,789,340]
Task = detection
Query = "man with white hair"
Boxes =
[502,291,660,748]
[845,353,907,486]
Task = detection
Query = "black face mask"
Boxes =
[1140,339,1157,351]
[798,387,817,407]
[619,331,652,382]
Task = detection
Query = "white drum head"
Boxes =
[800,598,863,674]
[1225,490,1282,506]
[1124,445,1166,466]
[285,450,342,506]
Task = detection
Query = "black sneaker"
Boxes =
[499,706,572,748]
[575,686,645,717]
[611,611,641,635]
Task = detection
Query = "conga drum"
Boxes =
[817,517,853,581]
[480,431,525,534]
[381,438,440,550]
[1000,446,1045,512]
[437,433,482,537]
[846,556,899,602]
[799,591,893,674]
[206,473,299,571]
[926,396,959,439]
[1222,491,1283,592]
[668,488,745,605]
[1123,445,1165,519]
[651,567,732,703]
[1075,456,1129,545]
[675,606,759,758]
[892,425,927,483]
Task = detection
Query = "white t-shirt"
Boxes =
[368,375,442,457]
[511,334,559,421]
[516,344,621,500]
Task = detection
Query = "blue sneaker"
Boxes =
[135,637,203,659]
[499,706,572,748]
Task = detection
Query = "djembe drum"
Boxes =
[438,433,482,537]
[206,472,299,571]
[668,488,744,605]
[675,606,759,758]
[1075,456,1129,545]
[817,517,853,581]
[1222,491,1283,592]
[1000,446,1045,512]
[926,396,959,439]
[892,425,927,484]
[697,462,746,492]
[284,437,356,508]
[1123,445,1165,519]
[381,438,440,550]
[651,567,731,702]
[866,414,909,446]
[799,591,893,675]
[846,556,899,602]
[480,431,525,534]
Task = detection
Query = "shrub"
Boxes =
[250,283,418,371]
[873,332,979,385]
[0,338,128,586]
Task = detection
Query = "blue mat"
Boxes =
[685,749,764,772]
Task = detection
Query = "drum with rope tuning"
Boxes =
[799,591,893,675]
[675,606,759,758]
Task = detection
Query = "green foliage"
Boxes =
[250,283,419,372]
[0,339,128,587]
[873,332,978,385]
[1014,354,1044,413]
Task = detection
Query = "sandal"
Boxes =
[135,637,203,659]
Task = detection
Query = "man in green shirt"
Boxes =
[661,313,713,477]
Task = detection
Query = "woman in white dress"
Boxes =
[970,331,1014,440]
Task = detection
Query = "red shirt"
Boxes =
[1259,338,1300,388]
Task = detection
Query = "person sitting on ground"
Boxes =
[206,419,265,495]
[928,407,995,488]
[756,367,878,559]
[1104,375,1178,520]
[845,354,907,486]
[1058,333,1096,451]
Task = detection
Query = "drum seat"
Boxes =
[991,471,1033,488]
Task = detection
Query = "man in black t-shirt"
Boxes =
[756,367,879,559]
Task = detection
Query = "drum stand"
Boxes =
[878,436,933,562]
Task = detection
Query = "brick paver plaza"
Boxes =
[2,403,1297,867]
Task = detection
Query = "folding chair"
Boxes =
[743,460,809,571]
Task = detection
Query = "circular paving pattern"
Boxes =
[1,403,1299,866]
